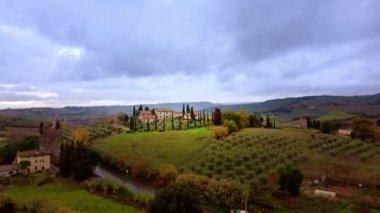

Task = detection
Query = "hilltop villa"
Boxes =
[138,108,203,122]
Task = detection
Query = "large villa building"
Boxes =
[138,108,202,122]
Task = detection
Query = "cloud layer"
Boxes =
[0,0,379,108]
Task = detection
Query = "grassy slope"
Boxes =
[93,128,213,168]
[317,111,355,121]
[0,181,141,213]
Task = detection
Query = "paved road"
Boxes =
[94,165,156,197]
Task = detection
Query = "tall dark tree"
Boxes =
[186,104,190,113]
[147,121,150,131]
[266,115,271,128]
[59,143,70,177]
[187,116,190,129]
[39,121,44,135]
[171,112,174,130]
[55,119,61,129]
[152,108,156,115]
[133,106,136,117]
[145,106,150,111]
[155,117,158,131]
[163,116,166,131]
[182,104,185,117]
[138,105,143,112]
[212,108,222,126]
[206,110,209,123]
[277,165,304,196]
[190,107,195,120]
[179,118,182,130]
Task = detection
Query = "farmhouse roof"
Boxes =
[0,164,16,172]
[17,150,50,158]
[155,108,175,112]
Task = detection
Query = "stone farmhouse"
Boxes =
[0,149,51,178]
[16,150,51,174]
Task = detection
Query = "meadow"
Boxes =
[0,180,142,213]
[93,128,213,168]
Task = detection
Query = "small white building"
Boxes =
[314,189,336,199]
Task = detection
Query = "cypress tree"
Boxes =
[186,104,190,113]
[133,106,136,117]
[163,116,166,131]
[190,107,195,120]
[39,121,44,135]
[179,118,182,130]
[155,117,158,131]
[187,116,190,129]
[147,121,150,131]
[171,112,174,130]
[182,104,185,117]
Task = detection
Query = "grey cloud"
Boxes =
[0,0,379,107]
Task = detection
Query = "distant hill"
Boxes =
[0,94,379,124]
[217,93,380,122]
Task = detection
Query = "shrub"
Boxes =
[25,198,79,213]
[0,195,15,213]
[132,160,157,181]
[223,120,238,134]
[176,173,243,208]
[212,126,229,140]
[158,164,178,187]
[148,183,202,213]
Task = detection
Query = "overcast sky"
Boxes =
[0,0,379,108]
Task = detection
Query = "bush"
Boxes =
[25,198,79,213]
[158,164,177,187]
[212,126,229,140]
[223,120,238,134]
[0,195,15,213]
[148,183,202,213]
[132,160,157,181]
[176,173,243,208]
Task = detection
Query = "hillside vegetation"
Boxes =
[1,180,142,213]
[93,128,212,168]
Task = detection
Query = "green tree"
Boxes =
[18,160,31,175]
[223,120,238,134]
[182,104,185,117]
[352,117,374,140]
[148,183,202,213]
[277,165,304,196]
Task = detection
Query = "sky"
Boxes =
[0,0,380,108]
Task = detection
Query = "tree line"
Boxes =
[60,141,100,181]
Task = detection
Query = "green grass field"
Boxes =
[93,128,213,168]
[317,111,355,121]
[0,181,142,213]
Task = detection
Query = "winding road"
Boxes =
[94,165,156,197]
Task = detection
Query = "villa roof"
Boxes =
[155,108,175,112]
[17,150,50,158]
